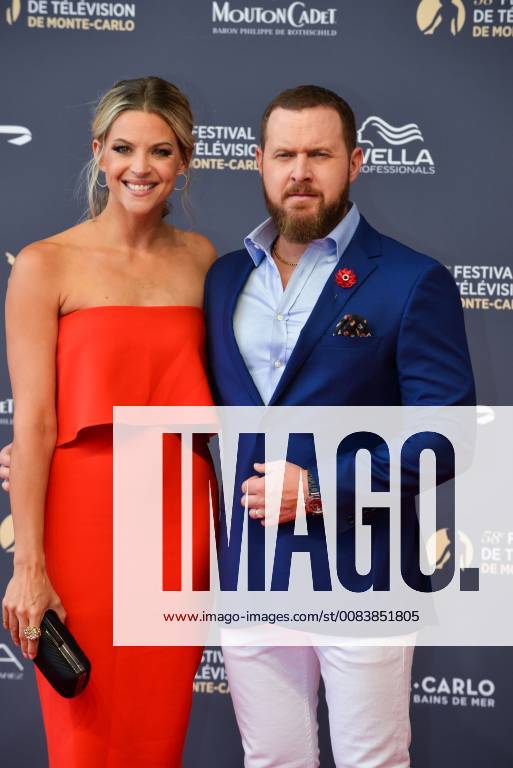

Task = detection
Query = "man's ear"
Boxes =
[349,146,363,183]
[255,146,264,177]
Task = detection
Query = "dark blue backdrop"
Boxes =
[1,1,512,765]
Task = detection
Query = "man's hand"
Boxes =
[0,443,12,491]
[241,460,309,526]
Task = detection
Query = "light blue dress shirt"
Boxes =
[233,203,361,404]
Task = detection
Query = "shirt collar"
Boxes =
[244,202,360,266]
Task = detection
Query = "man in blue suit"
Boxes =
[204,85,475,767]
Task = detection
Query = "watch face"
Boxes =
[305,497,323,515]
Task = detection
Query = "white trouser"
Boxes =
[222,633,414,768]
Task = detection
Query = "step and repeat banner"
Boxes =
[0,1,511,765]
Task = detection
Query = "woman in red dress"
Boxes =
[1,76,216,767]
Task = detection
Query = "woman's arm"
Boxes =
[1,244,66,660]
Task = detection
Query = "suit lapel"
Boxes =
[223,253,265,406]
[268,216,382,406]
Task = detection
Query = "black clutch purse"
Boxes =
[34,609,91,698]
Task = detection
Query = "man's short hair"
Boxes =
[260,85,357,152]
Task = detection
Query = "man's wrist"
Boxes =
[305,470,323,515]
[307,469,320,496]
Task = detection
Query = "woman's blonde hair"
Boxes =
[82,76,194,219]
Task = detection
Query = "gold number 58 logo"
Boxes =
[5,0,21,25]
[0,514,14,554]
[417,0,466,36]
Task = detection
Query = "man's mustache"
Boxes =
[283,185,322,198]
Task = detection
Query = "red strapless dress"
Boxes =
[36,306,215,768]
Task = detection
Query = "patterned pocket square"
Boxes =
[333,314,373,337]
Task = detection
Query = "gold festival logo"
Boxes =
[5,0,21,25]
[417,0,466,36]
[427,528,474,571]
[0,513,14,554]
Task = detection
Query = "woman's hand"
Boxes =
[0,442,12,491]
[2,564,66,660]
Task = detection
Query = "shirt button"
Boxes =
[274,360,283,368]
[277,313,284,321]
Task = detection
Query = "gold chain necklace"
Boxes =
[272,240,299,267]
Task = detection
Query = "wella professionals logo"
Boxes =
[417,0,466,36]
[5,0,21,24]
[0,125,31,146]
[358,117,424,147]
[211,1,338,36]
[358,116,435,176]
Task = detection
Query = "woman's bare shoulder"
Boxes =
[10,222,93,283]
[15,222,92,261]
[12,240,62,278]
[176,228,217,270]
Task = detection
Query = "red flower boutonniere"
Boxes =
[335,268,357,289]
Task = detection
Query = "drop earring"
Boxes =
[97,171,108,189]
[174,172,188,192]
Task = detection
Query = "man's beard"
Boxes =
[263,178,350,244]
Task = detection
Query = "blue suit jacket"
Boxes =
[204,215,476,593]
